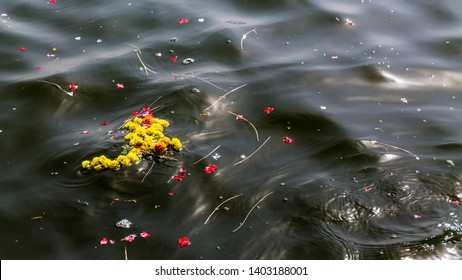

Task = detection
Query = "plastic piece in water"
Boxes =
[116,219,132,228]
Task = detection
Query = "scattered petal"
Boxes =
[140,231,151,239]
[413,214,422,219]
[100,237,108,246]
[331,54,338,59]
[263,107,274,114]
[170,56,178,62]
[155,52,162,57]
[451,199,460,205]
[96,39,102,43]
[168,192,174,196]
[282,137,294,144]
[49,0,57,4]
[235,115,244,120]
[75,36,81,40]
[101,121,108,125]
[122,234,136,243]
[46,53,55,58]
[69,83,79,92]
[116,83,124,89]
[179,168,186,174]
[401,97,408,103]
[19,47,27,51]
[109,240,115,245]
[198,18,205,23]
[178,237,191,248]
[345,18,354,26]
[173,175,185,181]
[204,164,217,174]
[35,66,42,70]
[212,153,221,160]
[178,18,189,24]
[81,130,89,134]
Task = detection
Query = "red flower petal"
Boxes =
[116,83,124,89]
[50,0,57,4]
[101,121,108,125]
[235,115,244,120]
[179,168,186,174]
[100,237,108,246]
[122,234,136,242]
[451,199,460,205]
[140,231,151,239]
[81,130,89,134]
[204,164,217,174]
[263,107,274,114]
[173,175,184,181]
[69,83,78,92]
[168,192,174,196]
[35,66,42,70]
[282,137,294,144]
[170,56,178,62]
[178,18,189,24]
[178,237,191,248]
[19,47,27,51]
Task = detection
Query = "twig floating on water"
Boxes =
[141,161,156,183]
[228,111,260,141]
[124,246,128,260]
[366,139,420,160]
[136,51,157,75]
[192,76,227,91]
[37,80,72,96]
[203,84,247,112]
[233,136,271,166]
[193,145,222,165]
[204,193,243,224]
[127,43,157,75]
[241,28,257,50]
[232,191,274,232]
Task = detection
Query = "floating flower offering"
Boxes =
[81,111,182,171]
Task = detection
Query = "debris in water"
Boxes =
[116,219,133,229]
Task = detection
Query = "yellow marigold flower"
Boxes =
[155,119,169,129]
[128,135,143,146]
[134,127,146,136]
[129,148,142,155]
[145,126,163,136]
[140,141,154,152]
[171,138,182,151]
[144,135,154,143]
[116,155,131,167]
[110,160,120,170]
[127,152,140,163]
[133,117,142,124]
[82,160,91,169]
[158,137,172,145]
[124,121,138,131]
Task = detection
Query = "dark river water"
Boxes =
[1,0,461,260]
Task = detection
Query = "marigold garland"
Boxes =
[81,115,182,171]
